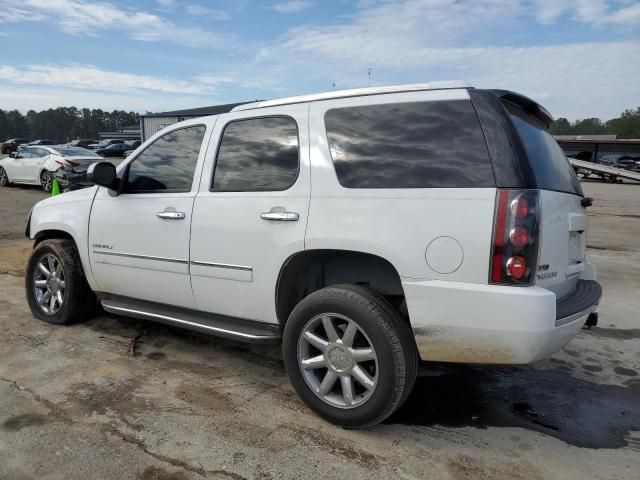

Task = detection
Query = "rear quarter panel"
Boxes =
[307,90,496,283]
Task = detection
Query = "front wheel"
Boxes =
[0,166,10,186]
[283,285,417,428]
[25,239,96,325]
[40,171,54,192]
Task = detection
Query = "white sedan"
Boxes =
[0,145,102,192]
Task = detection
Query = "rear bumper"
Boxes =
[404,278,601,365]
[55,171,90,188]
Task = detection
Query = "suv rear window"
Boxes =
[324,100,494,188]
[506,103,583,196]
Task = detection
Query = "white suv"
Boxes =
[24,83,602,427]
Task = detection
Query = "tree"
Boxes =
[606,108,640,139]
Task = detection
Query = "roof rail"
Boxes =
[231,81,472,112]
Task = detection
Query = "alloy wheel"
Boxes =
[32,253,66,315]
[41,172,53,192]
[297,313,379,409]
[0,168,7,186]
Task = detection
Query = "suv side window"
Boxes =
[324,100,495,188]
[212,116,299,192]
[124,125,206,194]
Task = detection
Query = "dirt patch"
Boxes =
[286,425,381,469]
[0,240,31,276]
[175,386,234,411]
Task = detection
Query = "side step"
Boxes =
[99,294,281,344]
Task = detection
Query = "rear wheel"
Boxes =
[25,239,96,325]
[40,171,54,192]
[283,285,417,428]
[0,167,10,186]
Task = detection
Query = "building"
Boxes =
[555,134,640,161]
[139,102,250,141]
[97,124,141,141]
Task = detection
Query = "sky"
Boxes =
[0,0,638,120]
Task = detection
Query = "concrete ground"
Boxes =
[0,177,638,480]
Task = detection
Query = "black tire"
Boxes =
[40,171,54,192]
[25,239,96,325]
[283,284,418,428]
[0,166,10,187]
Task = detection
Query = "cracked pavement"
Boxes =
[0,181,639,479]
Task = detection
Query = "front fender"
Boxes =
[29,187,99,289]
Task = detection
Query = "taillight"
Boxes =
[489,189,540,285]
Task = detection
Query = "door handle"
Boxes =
[156,210,185,220]
[260,211,299,221]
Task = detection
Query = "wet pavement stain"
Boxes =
[2,413,50,431]
[591,328,640,340]
[614,367,638,377]
[387,365,640,449]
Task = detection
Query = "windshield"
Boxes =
[51,147,101,157]
[506,104,583,196]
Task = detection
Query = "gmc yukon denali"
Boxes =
[23,82,602,427]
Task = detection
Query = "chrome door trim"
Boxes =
[93,250,188,264]
[190,260,253,272]
[101,302,276,341]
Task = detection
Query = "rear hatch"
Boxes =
[506,103,587,299]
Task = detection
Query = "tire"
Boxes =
[40,171,54,192]
[0,166,10,187]
[283,284,418,428]
[25,239,96,325]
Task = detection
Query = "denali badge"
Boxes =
[92,243,113,250]
[537,271,558,280]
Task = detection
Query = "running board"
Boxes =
[99,294,281,344]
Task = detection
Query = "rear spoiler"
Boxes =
[491,90,554,129]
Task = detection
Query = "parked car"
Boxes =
[88,139,124,150]
[1,138,30,154]
[0,145,101,192]
[66,139,98,149]
[123,140,142,158]
[95,143,132,157]
[28,139,58,146]
[23,83,601,428]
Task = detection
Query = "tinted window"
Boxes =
[324,100,494,188]
[507,104,583,196]
[212,117,299,192]
[125,125,205,193]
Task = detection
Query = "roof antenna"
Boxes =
[367,68,372,87]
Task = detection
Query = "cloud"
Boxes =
[256,0,640,119]
[185,4,231,20]
[533,0,640,25]
[0,64,212,95]
[272,1,313,13]
[0,0,225,48]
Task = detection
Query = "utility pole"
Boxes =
[367,68,372,87]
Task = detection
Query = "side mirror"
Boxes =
[9,152,17,158]
[87,162,119,193]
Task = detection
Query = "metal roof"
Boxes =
[232,81,472,111]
